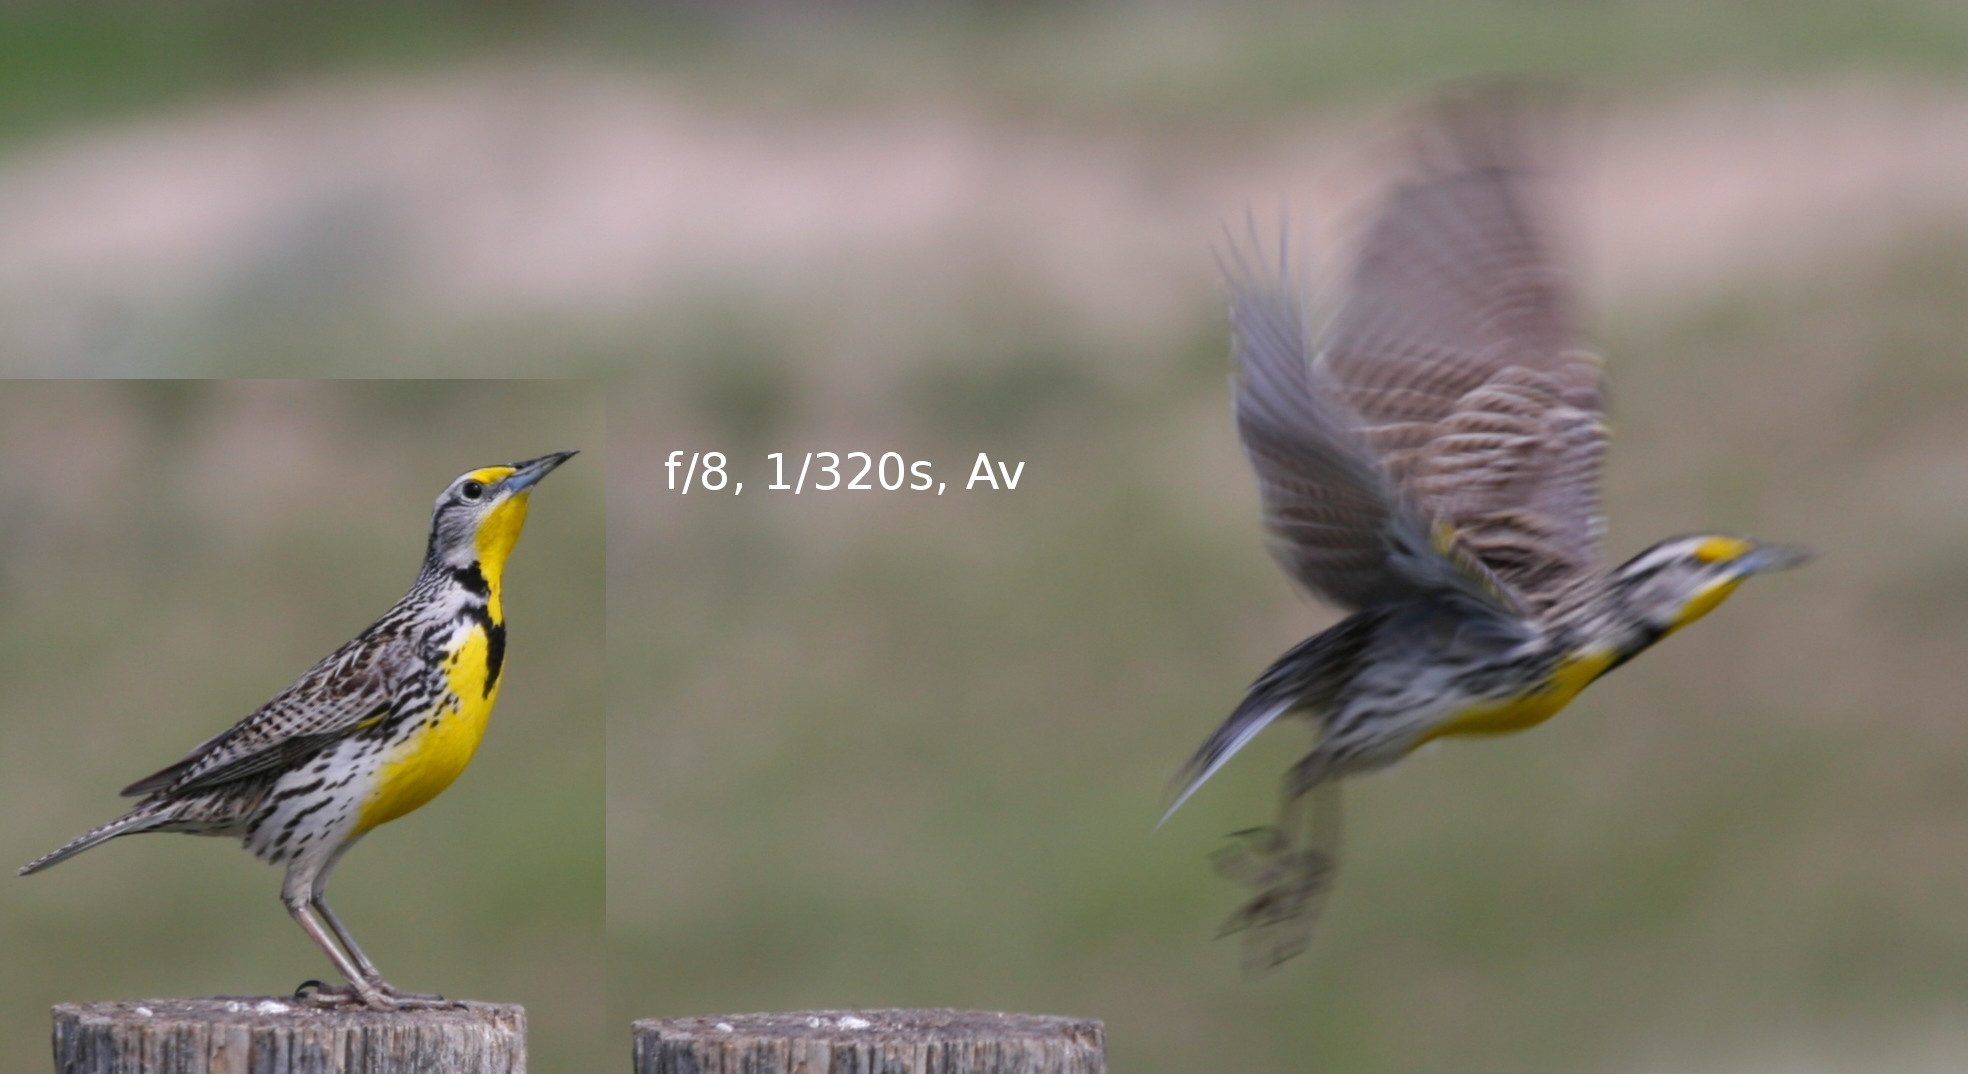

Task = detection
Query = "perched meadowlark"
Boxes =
[1164,91,1808,969]
[21,451,577,1008]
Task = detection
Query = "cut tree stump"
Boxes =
[632,1009,1105,1074]
[52,999,524,1074]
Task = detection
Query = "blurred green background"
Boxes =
[9,1,1968,1072]
[0,382,603,1071]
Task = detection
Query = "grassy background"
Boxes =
[0,382,604,1071]
[7,1,1968,138]
[4,2,1968,1072]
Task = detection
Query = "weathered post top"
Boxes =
[633,1009,1105,1074]
[53,998,524,1074]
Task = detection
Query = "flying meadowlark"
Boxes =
[1163,90,1809,969]
[22,451,578,1008]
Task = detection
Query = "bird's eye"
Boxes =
[459,480,486,501]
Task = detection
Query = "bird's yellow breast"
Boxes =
[355,622,502,833]
[1417,647,1617,747]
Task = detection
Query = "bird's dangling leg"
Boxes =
[1213,757,1344,972]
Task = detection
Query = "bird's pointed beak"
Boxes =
[1737,542,1814,575]
[503,450,579,493]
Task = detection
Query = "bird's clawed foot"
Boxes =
[295,978,391,1009]
[376,982,462,1009]
[1211,825,1338,972]
[293,978,460,1010]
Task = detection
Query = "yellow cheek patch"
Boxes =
[1693,536,1753,564]
[356,626,502,833]
[1418,647,1618,746]
[1671,576,1745,632]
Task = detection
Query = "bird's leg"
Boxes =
[1213,772,1344,972]
[312,895,454,1006]
[286,897,393,1010]
[311,895,385,983]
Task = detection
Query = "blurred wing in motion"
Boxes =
[1227,240,1422,612]
[1321,87,1609,609]
[1226,240,1520,617]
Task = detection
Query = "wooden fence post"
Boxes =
[52,999,524,1074]
[632,1009,1104,1074]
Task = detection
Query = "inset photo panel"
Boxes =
[1,380,604,1072]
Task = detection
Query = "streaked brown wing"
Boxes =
[120,629,419,798]
[1320,88,1608,608]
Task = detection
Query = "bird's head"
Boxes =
[426,451,578,575]
[1607,534,1811,642]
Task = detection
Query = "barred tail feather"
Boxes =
[19,807,173,876]
[1161,613,1379,827]
[1161,695,1293,828]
